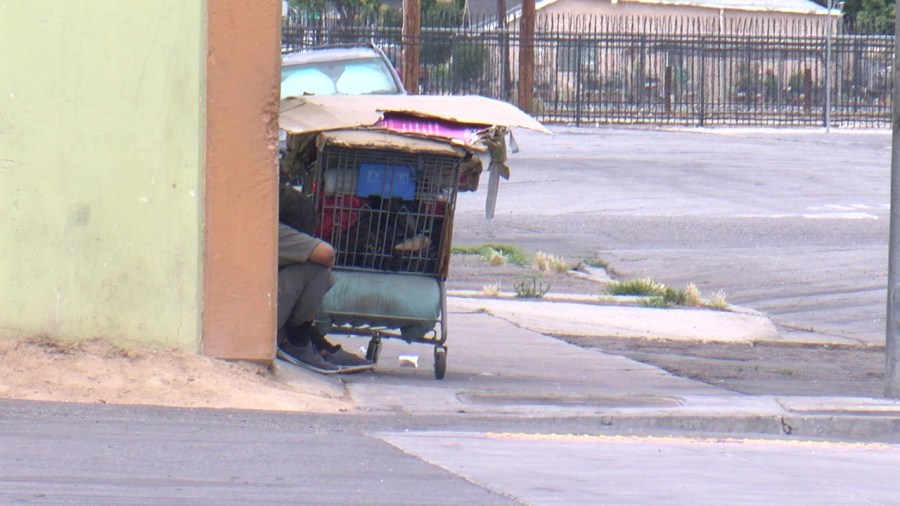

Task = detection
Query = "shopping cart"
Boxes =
[278,94,549,379]
[309,130,468,379]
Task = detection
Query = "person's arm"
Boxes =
[279,223,334,268]
[308,242,335,268]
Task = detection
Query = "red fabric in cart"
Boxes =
[317,195,366,242]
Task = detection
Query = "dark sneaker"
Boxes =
[321,346,375,373]
[306,325,340,354]
[278,341,339,374]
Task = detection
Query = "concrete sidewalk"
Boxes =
[276,295,900,442]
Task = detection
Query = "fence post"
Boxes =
[699,36,706,126]
[448,34,456,95]
[804,68,812,114]
[825,0,834,131]
[665,65,673,115]
[576,39,583,127]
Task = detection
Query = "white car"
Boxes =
[280,43,406,98]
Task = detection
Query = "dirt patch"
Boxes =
[0,337,349,412]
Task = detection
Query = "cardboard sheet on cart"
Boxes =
[280,95,551,138]
[318,270,442,342]
[316,129,469,156]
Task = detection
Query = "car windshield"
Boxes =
[281,57,399,98]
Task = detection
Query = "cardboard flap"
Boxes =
[316,129,469,156]
[280,95,551,135]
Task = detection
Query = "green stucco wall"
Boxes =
[0,1,206,349]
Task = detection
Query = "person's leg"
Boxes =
[277,263,335,345]
[276,263,338,373]
[277,263,373,370]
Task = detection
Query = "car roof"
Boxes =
[281,46,386,66]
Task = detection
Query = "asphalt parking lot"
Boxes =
[453,125,893,347]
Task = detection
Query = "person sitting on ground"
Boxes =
[277,185,373,374]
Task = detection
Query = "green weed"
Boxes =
[451,245,483,255]
[608,278,710,308]
[605,278,667,297]
[514,275,550,298]
[641,296,670,308]
[451,243,528,266]
[581,257,609,269]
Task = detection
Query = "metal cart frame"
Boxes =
[307,131,468,379]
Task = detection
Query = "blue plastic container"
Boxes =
[357,163,416,200]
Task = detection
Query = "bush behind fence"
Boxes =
[283,12,893,127]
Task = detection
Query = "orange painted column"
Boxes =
[203,0,281,361]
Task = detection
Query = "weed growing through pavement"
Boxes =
[606,278,727,309]
[683,283,702,306]
[642,297,670,308]
[484,248,507,266]
[533,251,570,273]
[708,290,730,310]
[450,245,482,255]
[514,275,550,298]
[482,281,501,296]
[605,278,667,297]
[451,243,528,266]
[581,257,609,269]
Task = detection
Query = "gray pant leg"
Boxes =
[277,263,335,332]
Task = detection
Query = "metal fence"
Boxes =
[282,12,893,127]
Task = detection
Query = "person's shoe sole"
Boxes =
[277,349,340,375]
[334,362,376,374]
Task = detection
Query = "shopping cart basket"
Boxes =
[311,130,466,379]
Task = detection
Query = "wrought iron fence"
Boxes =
[282,12,893,127]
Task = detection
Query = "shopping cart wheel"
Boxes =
[366,337,382,363]
[433,345,447,380]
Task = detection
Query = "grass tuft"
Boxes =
[451,243,528,267]
[683,283,703,306]
[482,282,501,296]
[581,257,610,269]
[707,290,730,310]
[484,248,507,266]
[641,296,670,308]
[607,278,722,309]
[533,251,570,273]
[605,278,667,297]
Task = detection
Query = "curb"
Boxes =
[446,294,782,344]
[575,412,900,443]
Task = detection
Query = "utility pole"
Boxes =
[402,0,420,94]
[886,5,900,398]
[824,0,833,132]
[517,0,535,113]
